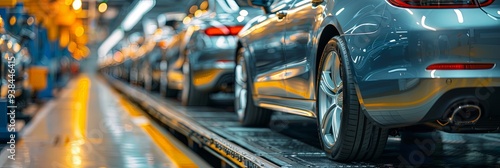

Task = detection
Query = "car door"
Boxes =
[283,0,317,99]
[249,0,295,97]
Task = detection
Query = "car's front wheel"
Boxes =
[235,48,272,127]
[317,36,388,161]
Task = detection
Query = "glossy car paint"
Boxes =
[239,0,500,127]
[164,0,263,92]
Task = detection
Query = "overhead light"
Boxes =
[121,0,155,31]
[72,0,82,10]
[98,29,124,58]
[98,0,155,60]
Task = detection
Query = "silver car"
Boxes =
[236,0,500,161]
[162,0,263,106]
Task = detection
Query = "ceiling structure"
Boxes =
[90,0,194,60]
[98,0,191,38]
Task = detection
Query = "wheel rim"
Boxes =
[160,61,168,94]
[318,51,343,148]
[235,57,247,120]
[181,62,190,102]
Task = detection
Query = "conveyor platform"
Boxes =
[105,75,500,167]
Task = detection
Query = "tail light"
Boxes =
[204,25,244,36]
[388,0,494,8]
[426,63,495,70]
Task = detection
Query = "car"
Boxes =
[235,0,500,161]
[129,12,187,93]
[161,0,263,106]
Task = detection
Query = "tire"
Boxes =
[145,70,153,91]
[316,36,388,162]
[150,79,160,92]
[181,61,209,106]
[162,85,178,98]
[160,78,178,98]
[235,47,272,127]
[159,61,178,97]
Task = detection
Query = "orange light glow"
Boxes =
[9,16,15,26]
[59,28,70,48]
[75,26,85,37]
[68,42,77,53]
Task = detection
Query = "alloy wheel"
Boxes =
[318,51,343,148]
[181,62,190,101]
[235,57,247,120]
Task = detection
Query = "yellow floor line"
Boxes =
[117,95,198,168]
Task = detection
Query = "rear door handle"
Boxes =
[276,11,287,20]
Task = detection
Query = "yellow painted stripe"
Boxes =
[70,76,91,168]
[209,143,246,167]
[116,94,198,168]
[73,77,90,139]
[142,125,198,168]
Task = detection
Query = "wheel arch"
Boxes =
[235,40,260,107]
[316,25,341,75]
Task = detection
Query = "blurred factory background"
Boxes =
[1,0,500,167]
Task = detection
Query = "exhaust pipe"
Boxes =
[437,104,482,126]
[449,104,481,125]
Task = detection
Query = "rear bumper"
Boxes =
[359,78,500,128]
[342,6,500,128]
[193,69,234,92]
[166,48,236,92]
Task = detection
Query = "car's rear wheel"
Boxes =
[317,36,388,161]
[159,61,178,98]
[144,64,153,91]
[235,48,272,127]
[181,61,209,106]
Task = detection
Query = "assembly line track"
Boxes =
[105,75,380,167]
[106,76,281,167]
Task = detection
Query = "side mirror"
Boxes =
[249,0,273,13]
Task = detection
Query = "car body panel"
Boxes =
[239,0,297,97]
[479,0,500,18]
[283,1,319,99]
[239,0,500,127]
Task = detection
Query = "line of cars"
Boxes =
[102,0,500,162]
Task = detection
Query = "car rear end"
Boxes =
[189,0,263,92]
[344,0,500,131]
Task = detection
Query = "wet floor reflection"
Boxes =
[1,75,175,167]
